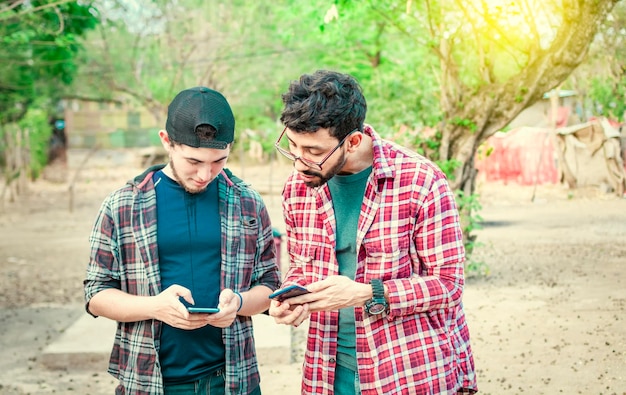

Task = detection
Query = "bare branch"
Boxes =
[521,0,541,57]
[52,5,65,35]
[0,0,75,21]
[0,0,28,12]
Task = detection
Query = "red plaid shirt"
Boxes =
[282,125,477,394]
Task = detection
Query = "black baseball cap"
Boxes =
[165,86,235,149]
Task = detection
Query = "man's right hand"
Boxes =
[152,285,212,330]
[88,285,211,329]
[269,299,311,327]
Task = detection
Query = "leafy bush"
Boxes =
[17,108,51,180]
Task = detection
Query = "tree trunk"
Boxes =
[1,124,29,206]
[437,0,620,198]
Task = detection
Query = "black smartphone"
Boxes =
[187,307,220,314]
[268,284,310,302]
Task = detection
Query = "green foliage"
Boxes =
[17,108,51,179]
[465,249,489,277]
[436,158,462,180]
[451,117,478,133]
[0,0,98,183]
[46,0,615,286]
[77,0,446,154]
[568,1,626,122]
[588,77,626,121]
[455,190,489,277]
[476,144,494,161]
[0,1,99,113]
[312,1,442,131]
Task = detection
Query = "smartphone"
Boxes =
[187,307,220,314]
[268,284,310,302]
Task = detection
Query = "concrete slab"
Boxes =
[40,312,294,369]
[1,304,303,394]
[37,309,303,392]
[40,313,115,370]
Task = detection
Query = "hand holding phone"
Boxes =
[187,307,220,314]
[268,284,310,302]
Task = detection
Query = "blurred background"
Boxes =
[2,2,626,394]
[3,0,626,268]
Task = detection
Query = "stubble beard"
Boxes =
[301,151,348,188]
[170,158,206,194]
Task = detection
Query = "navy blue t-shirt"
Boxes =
[153,170,225,384]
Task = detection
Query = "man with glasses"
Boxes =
[269,70,477,395]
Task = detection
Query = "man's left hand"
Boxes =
[304,275,371,312]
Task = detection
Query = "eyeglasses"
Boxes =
[274,127,357,171]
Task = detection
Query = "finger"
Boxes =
[218,288,238,307]
[167,284,195,305]
[280,304,307,324]
[284,293,313,305]
[269,300,290,317]
[270,299,282,309]
[179,304,191,319]
[187,313,211,322]
[181,320,209,330]
[208,313,236,327]
[291,306,309,327]
[307,279,333,292]
[271,307,296,324]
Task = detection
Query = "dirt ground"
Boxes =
[0,148,625,395]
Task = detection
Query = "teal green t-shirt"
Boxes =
[153,171,225,384]
[327,165,372,372]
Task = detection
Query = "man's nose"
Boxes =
[293,157,311,172]
[197,166,211,181]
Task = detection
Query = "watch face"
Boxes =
[368,303,386,315]
[367,279,387,315]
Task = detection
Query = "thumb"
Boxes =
[166,284,195,305]
[218,289,239,309]
[307,279,330,293]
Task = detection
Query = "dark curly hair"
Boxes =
[280,70,367,140]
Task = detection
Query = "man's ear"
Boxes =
[346,131,363,152]
[158,130,171,150]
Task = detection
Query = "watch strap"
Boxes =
[365,279,388,315]
[371,279,384,299]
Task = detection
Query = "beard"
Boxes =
[300,151,348,188]
[170,158,207,194]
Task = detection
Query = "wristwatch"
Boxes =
[364,279,388,315]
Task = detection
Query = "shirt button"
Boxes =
[329,358,336,363]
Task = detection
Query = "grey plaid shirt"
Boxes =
[84,165,281,395]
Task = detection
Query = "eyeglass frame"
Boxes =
[274,126,358,171]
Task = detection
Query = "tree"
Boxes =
[76,0,313,130]
[430,0,620,196]
[74,0,620,184]
[0,0,98,198]
[309,0,619,195]
[0,0,99,122]
[267,0,619,267]
[568,1,626,121]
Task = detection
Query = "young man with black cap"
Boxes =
[268,70,477,394]
[84,87,281,395]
